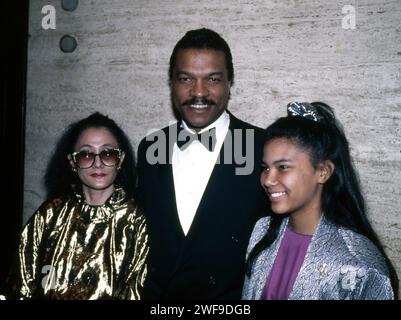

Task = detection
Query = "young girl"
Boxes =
[242,102,398,300]
[3,112,148,299]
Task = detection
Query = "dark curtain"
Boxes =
[0,0,29,284]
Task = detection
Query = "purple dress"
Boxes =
[261,227,312,300]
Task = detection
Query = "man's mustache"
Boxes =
[181,97,215,107]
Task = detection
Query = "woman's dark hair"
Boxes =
[44,112,136,199]
[245,102,398,298]
[169,28,234,84]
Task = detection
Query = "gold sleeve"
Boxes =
[16,203,50,299]
[117,204,149,300]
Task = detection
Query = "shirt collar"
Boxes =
[180,110,230,142]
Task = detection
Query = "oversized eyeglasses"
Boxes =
[71,149,122,169]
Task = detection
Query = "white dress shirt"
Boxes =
[172,111,230,235]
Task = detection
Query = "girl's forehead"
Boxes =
[263,138,312,162]
[265,137,300,150]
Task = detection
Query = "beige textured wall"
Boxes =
[25,0,400,296]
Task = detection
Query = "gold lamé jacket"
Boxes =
[7,187,148,300]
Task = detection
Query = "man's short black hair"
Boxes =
[169,28,234,84]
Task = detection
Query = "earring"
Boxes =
[72,167,77,172]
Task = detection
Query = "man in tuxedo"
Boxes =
[137,28,268,299]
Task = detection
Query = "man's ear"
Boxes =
[317,160,335,184]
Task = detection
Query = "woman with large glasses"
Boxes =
[3,112,148,299]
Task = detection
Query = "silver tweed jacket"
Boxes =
[242,215,394,300]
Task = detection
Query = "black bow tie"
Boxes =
[176,126,217,152]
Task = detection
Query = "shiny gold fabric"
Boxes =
[12,187,148,299]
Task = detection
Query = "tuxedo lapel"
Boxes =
[156,163,186,240]
[156,124,186,240]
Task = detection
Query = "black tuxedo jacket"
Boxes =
[137,112,268,299]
